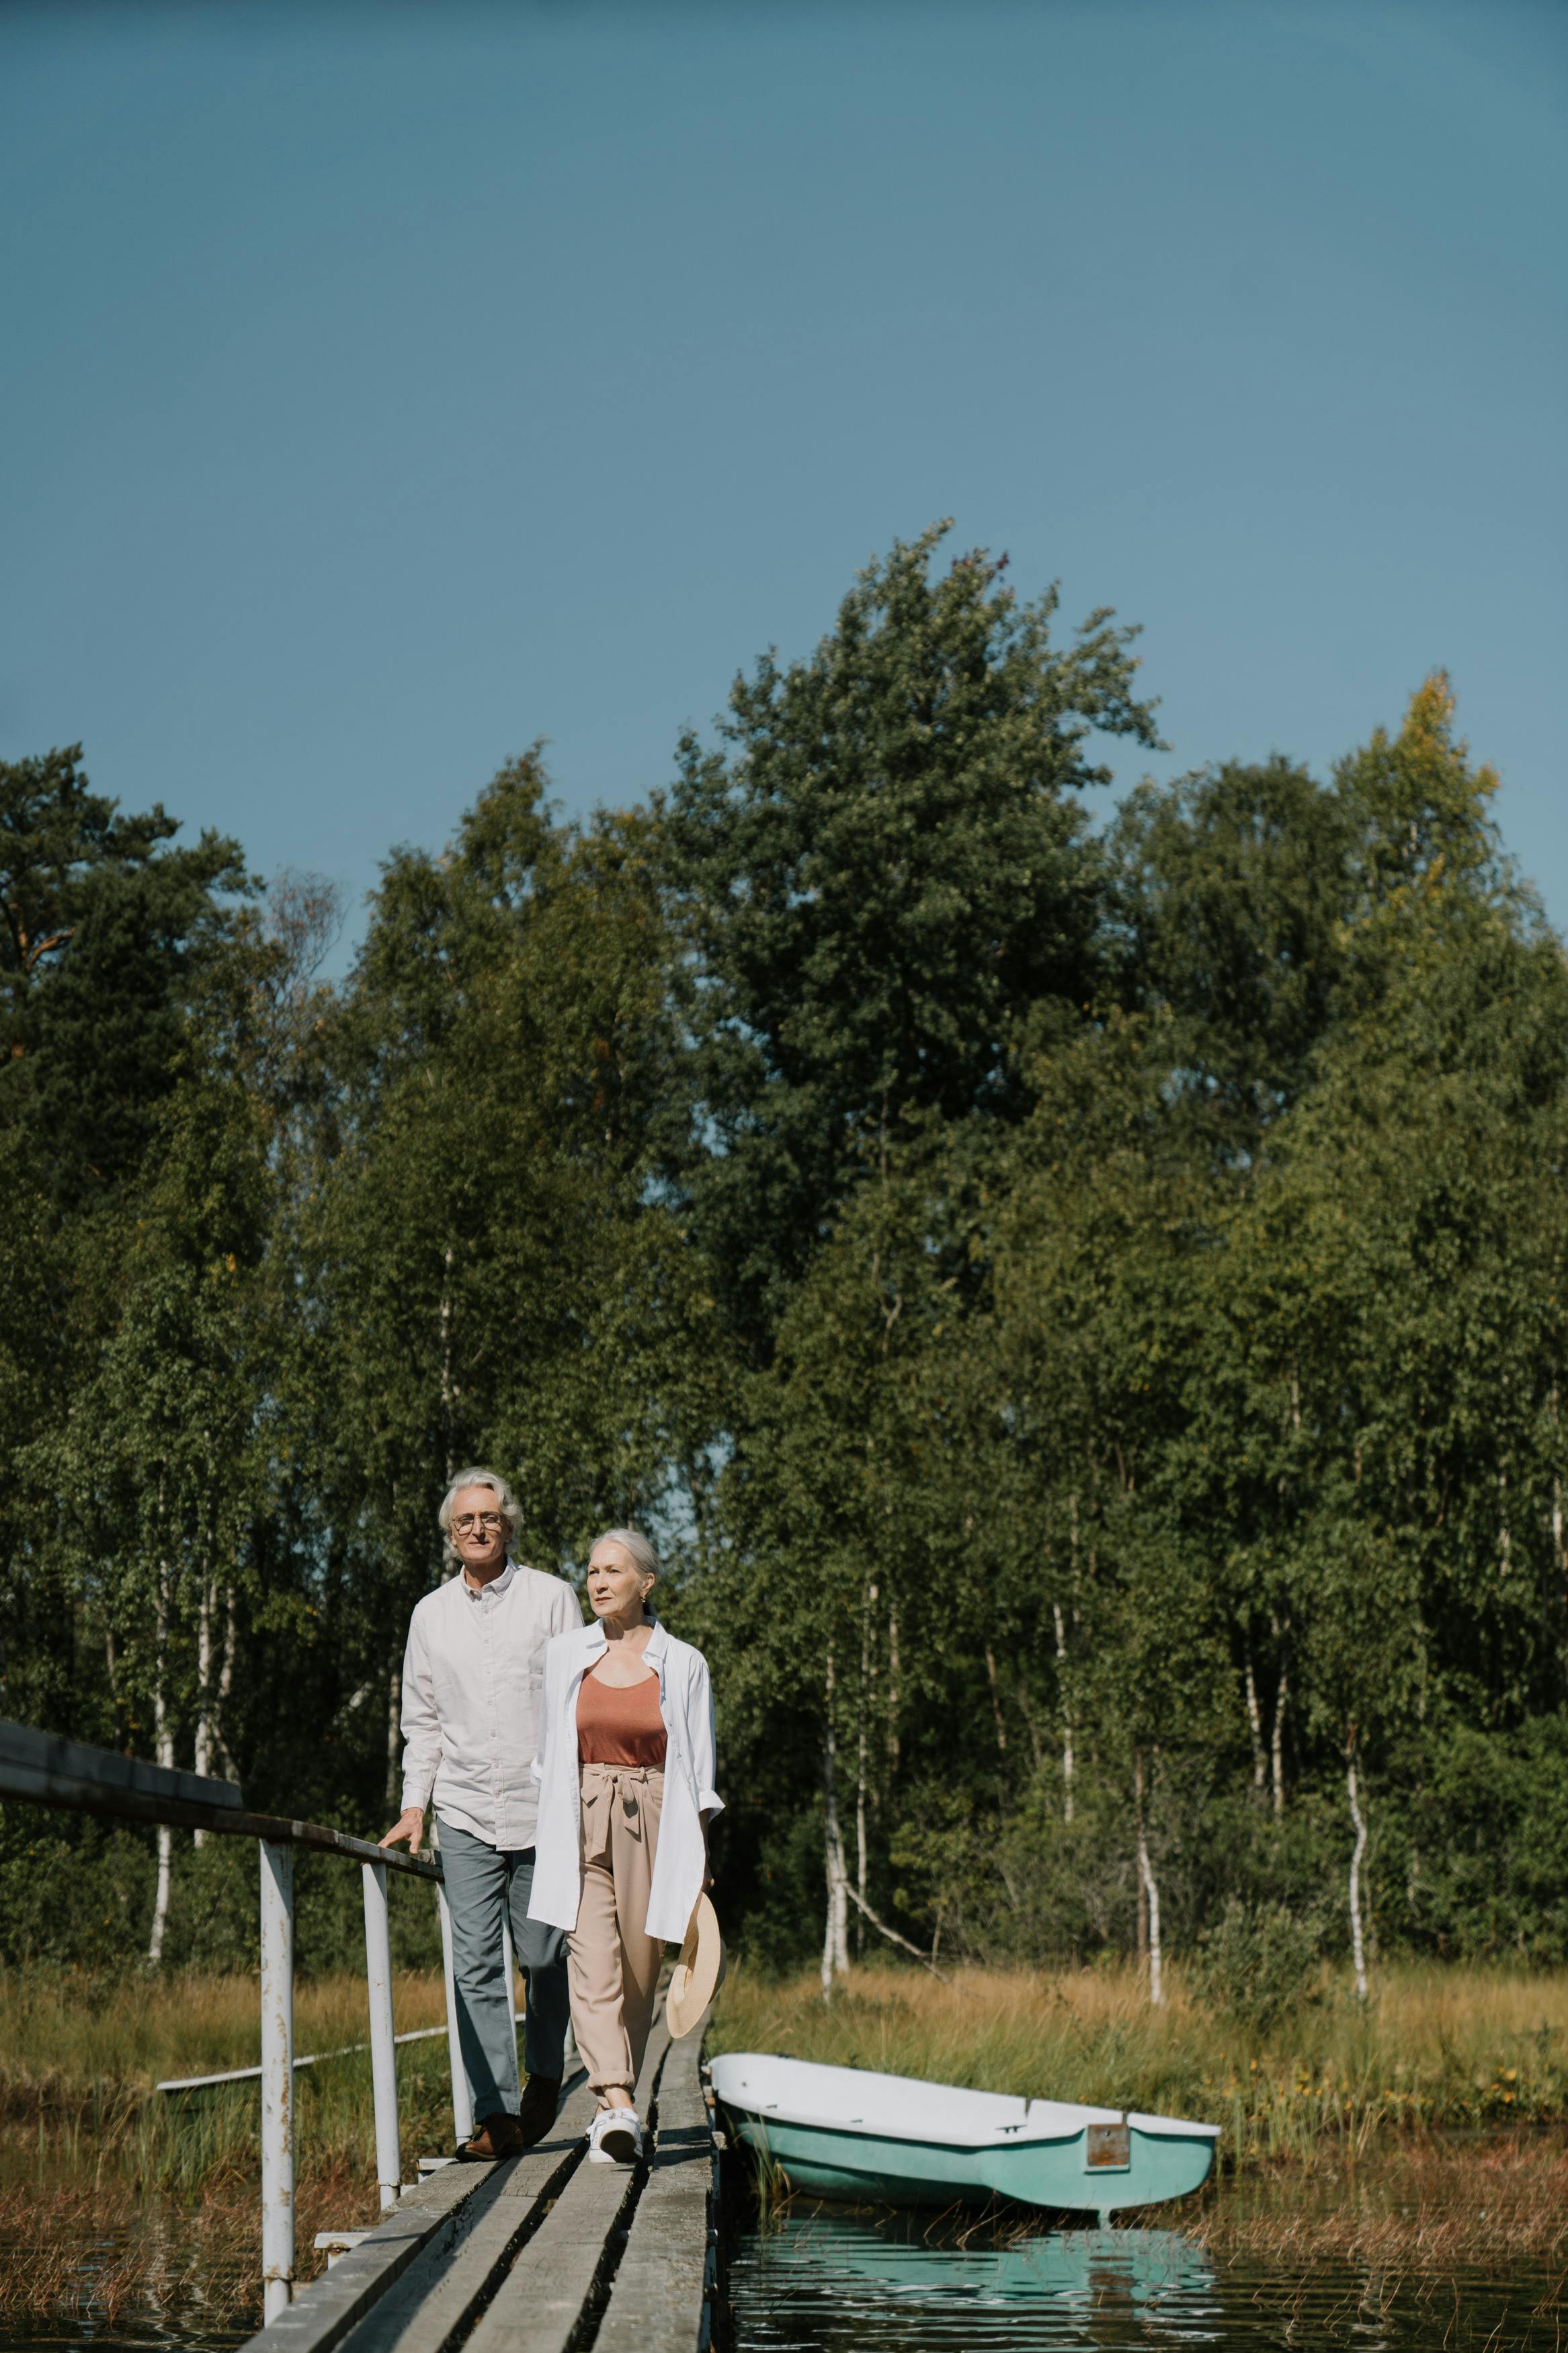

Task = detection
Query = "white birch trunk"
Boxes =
[1271,1658,1288,1817]
[1134,1747,1163,2004]
[856,1587,874,1956]
[1138,1835,1163,2006]
[386,1652,403,1814]
[984,1644,1007,1753]
[147,1559,174,1966]
[213,1587,238,1774]
[821,1646,850,1994]
[886,1607,901,1776]
[1551,1380,1565,1587]
[193,1581,214,1847]
[1243,1649,1266,1794]
[439,1242,457,1484]
[1053,1601,1074,1822]
[1346,1742,1369,1999]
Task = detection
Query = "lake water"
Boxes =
[3,2190,1561,2352]
[726,2206,1564,2352]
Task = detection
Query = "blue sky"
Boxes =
[3,1,1563,969]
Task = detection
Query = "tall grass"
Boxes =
[707,1960,1568,2168]
[0,1966,454,2196]
[0,1965,447,2098]
[0,1966,466,2323]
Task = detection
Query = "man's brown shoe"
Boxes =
[518,2074,563,2149]
[456,2111,524,2161]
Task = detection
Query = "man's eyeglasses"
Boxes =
[452,1511,503,1535]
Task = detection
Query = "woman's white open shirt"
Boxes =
[528,1618,723,1945]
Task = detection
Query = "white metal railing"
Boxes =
[0,1720,468,2323]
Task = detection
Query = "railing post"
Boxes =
[361,1860,401,2210]
[260,1839,296,2321]
[436,1875,473,2145]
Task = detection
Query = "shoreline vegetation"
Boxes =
[0,1968,451,2329]
[5,1957,1568,2334]
[709,1960,1568,2262]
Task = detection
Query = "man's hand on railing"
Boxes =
[380,1806,426,1851]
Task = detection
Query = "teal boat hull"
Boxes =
[728,2111,1214,2214]
[709,2055,1219,2217]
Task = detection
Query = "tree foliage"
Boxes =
[1,548,1564,1985]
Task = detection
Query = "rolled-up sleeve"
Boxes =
[398,1611,441,1817]
[688,1654,723,1817]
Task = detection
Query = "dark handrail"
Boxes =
[0,1720,440,1880]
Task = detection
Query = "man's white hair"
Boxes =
[438,1468,523,1569]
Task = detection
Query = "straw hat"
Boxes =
[666,1892,726,2038]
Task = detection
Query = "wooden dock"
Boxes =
[1,1717,725,2346]
[244,2011,719,2353]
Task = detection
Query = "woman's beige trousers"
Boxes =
[567,1763,664,2099]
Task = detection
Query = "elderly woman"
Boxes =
[529,1529,720,2165]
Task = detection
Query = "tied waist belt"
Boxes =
[579,1761,663,1862]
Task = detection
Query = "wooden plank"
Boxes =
[237,2145,501,2353]
[330,2075,600,2353]
[596,2016,716,2353]
[465,2020,674,2353]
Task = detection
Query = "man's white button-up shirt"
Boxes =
[399,1560,583,1849]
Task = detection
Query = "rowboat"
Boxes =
[708,2052,1220,2219]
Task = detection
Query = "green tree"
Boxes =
[663,524,1161,1350]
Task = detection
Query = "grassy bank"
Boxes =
[10,1954,1568,2184]
[0,1965,448,2100]
[711,1960,1568,2266]
[707,1960,1568,2166]
[5,1957,1568,2328]
[0,1965,457,2322]
[0,1966,455,2193]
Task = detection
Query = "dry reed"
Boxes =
[0,1965,447,2112]
[0,1967,459,2332]
[708,1958,1568,2170]
[7,1957,1567,2329]
[1175,2130,1568,2264]
[0,2165,380,2326]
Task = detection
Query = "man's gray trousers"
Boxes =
[439,1819,571,2120]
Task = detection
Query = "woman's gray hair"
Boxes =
[592,1525,658,1581]
[591,1527,659,1591]
[439,1468,523,1569]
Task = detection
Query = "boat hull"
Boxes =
[725,2110,1216,2216]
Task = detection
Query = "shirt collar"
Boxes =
[461,1559,516,1600]
[583,1616,665,1663]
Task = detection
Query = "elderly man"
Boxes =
[382,1467,582,2159]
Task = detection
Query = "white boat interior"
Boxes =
[709,2053,1220,2148]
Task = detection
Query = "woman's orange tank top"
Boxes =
[577,1668,667,1767]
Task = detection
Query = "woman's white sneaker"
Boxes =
[588,2106,642,2165]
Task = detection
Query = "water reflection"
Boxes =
[727,2206,1563,2350]
[0,2198,253,2353]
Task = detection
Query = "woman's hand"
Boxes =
[380,1806,425,1850]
